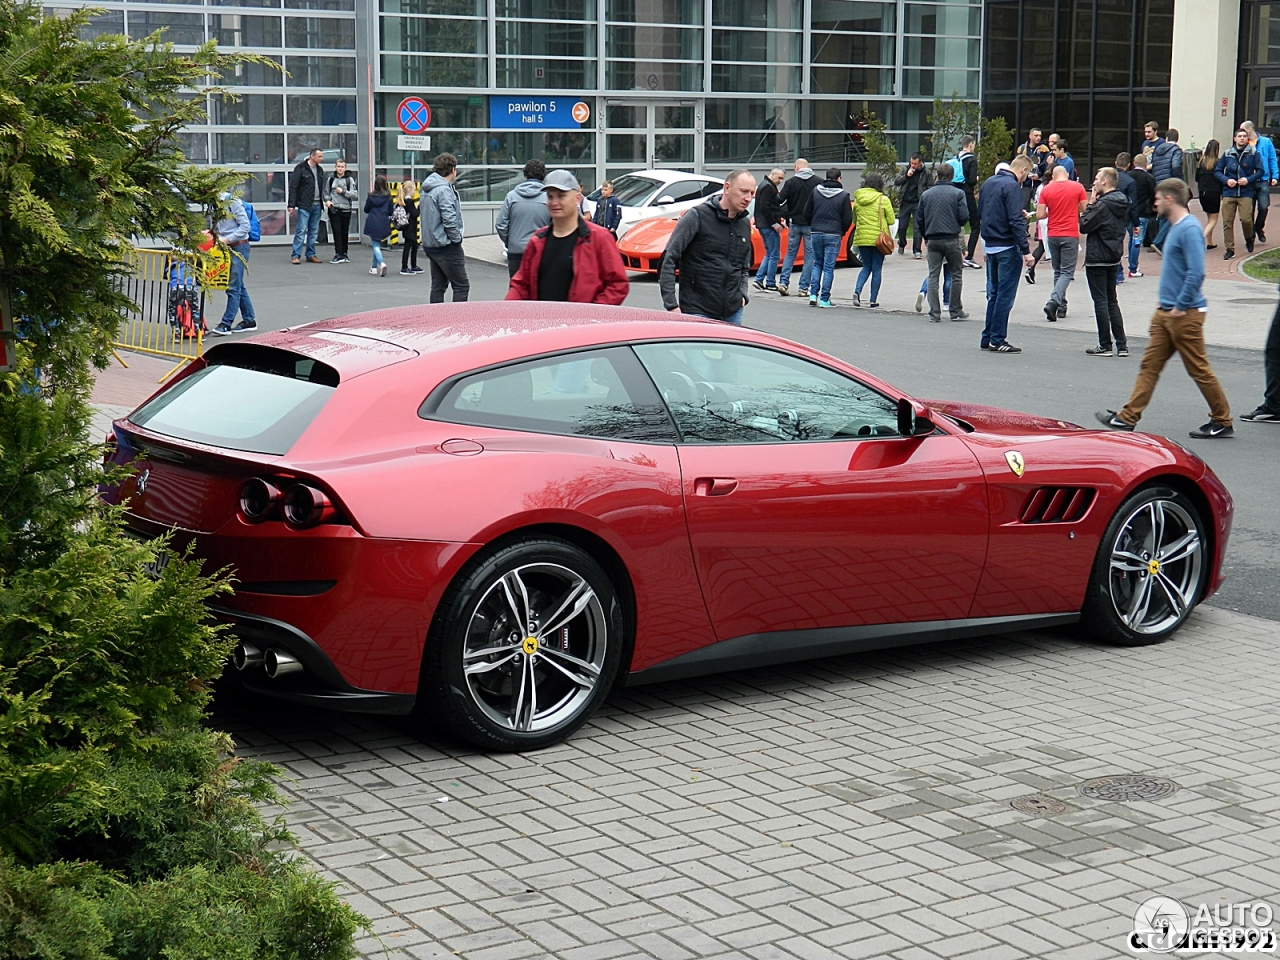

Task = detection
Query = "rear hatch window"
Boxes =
[128,346,338,455]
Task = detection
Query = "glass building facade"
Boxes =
[982,0,1173,179]
[1239,1,1280,138]
[56,0,360,243]
[55,0,980,241]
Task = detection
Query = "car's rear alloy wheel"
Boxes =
[423,539,622,750]
[1082,486,1206,646]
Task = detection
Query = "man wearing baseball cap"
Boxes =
[507,170,629,305]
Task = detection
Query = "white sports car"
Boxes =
[583,170,724,238]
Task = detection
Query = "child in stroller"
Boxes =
[165,258,206,339]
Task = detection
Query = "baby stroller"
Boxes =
[165,258,206,340]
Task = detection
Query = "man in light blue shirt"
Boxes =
[1097,179,1232,439]
[1243,120,1278,242]
[212,193,256,335]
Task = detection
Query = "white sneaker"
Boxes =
[369,267,378,274]
[914,292,925,313]
[379,263,388,277]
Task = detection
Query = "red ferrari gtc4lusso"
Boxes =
[104,303,1232,750]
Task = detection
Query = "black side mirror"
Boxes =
[897,397,933,437]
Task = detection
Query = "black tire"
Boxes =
[420,537,622,751]
[1081,486,1207,646]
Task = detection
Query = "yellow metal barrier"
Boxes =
[113,245,222,382]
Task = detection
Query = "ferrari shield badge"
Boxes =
[1005,451,1025,477]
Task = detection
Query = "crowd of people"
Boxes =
[209,132,1280,433]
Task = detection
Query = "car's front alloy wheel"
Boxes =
[423,539,622,750]
[1083,486,1206,645]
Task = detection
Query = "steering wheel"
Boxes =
[657,371,699,404]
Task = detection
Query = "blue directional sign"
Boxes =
[489,96,592,130]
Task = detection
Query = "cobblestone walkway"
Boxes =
[217,604,1280,960]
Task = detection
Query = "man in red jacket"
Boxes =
[507,170,629,305]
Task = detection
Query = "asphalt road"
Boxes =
[233,248,1280,622]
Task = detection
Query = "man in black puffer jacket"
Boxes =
[1079,167,1132,357]
[660,170,757,324]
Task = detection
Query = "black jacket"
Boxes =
[755,178,784,229]
[1130,168,1157,218]
[806,180,853,236]
[914,180,968,238]
[1079,189,1131,266]
[1196,166,1223,201]
[957,151,978,196]
[894,165,934,205]
[659,198,753,319]
[288,160,324,208]
[778,168,820,226]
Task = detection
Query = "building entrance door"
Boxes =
[604,102,698,178]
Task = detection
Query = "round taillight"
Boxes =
[239,478,280,523]
[282,483,330,529]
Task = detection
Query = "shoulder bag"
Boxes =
[875,198,895,255]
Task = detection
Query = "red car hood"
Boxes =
[923,399,1088,435]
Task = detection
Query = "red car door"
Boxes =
[633,341,989,642]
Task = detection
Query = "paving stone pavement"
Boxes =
[215,604,1280,960]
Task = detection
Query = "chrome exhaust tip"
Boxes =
[263,648,303,678]
[233,642,263,671]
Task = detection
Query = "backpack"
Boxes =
[947,155,965,184]
[242,200,261,242]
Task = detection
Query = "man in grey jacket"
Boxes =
[211,193,255,335]
[420,152,469,303]
[323,158,358,264]
[496,159,550,278]
[915,165,969,322]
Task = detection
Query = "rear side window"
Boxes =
[423,346,678,442]
[129,350,337,455]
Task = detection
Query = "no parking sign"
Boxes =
[398,97,432,135]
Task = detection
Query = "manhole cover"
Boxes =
[1230,298,1276,305]
[1010,794,1067,816]
[1078,775,1179,802]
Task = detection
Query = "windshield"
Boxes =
[608,175,663,206]
[129,360,336,455]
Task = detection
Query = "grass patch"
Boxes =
[1242,247,1280,282]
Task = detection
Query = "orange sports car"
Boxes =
[617,208,860,274]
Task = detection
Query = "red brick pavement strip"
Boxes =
[92,349,186,410]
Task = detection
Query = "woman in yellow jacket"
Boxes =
[852,173,896,307]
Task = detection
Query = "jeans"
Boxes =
[328,208,351,259]
[1222,196,1256,253]
[1085,265,1126,350]
[1256,180,1271,234]
[1263,301,1280,412]
[809,233,840,301]
[981,248,1022,347]
[925,236,964,319]
[1047,236,1077,308]
[291,203,322,259]
[687,307,744,326]
[370,239,384,269]
[1129,218,1147,273]
[424,242,470,303]
[1119,308,1232,427]
[755,226,782,286]
[919,271,953,305]
[221,242,254,326]
[896,201,921,254]
[780,224,811,289]
[855,246,885,302]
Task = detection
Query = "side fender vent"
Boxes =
[1021,487,1096,524]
